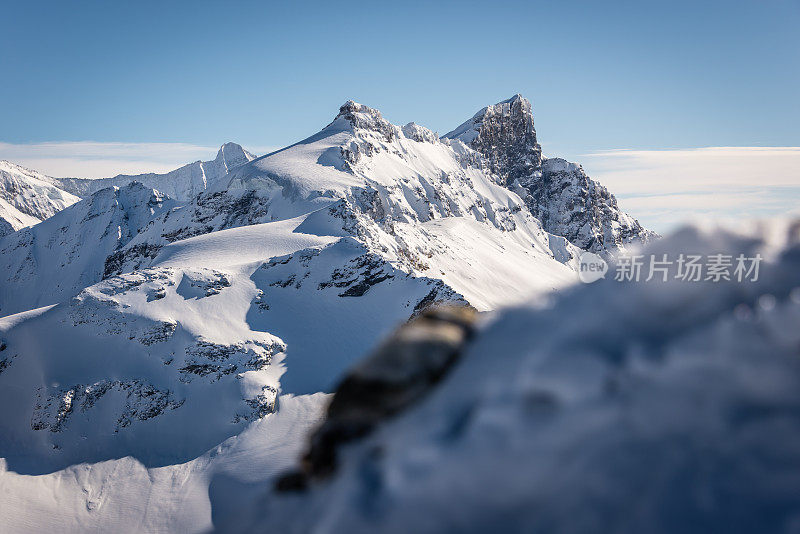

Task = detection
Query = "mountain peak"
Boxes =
[443,94,535,148]
[337,100,379,117]
[498,93,528,107]
[214,142,255,174]
[215,141,247,161]
[498,94,532,118]
[444,94,655,254]
[335,100,385,125]
[443,94,541,184]
[330,100,396,140]
[0,159,79,237]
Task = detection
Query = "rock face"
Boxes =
[0,161,80,237]
[528,158,656,252]
[55,142,256,201]
[444,95,656,255]
[445,94,542,187]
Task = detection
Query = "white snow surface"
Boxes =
[0,182,176,316]
[0,393,328,534]
[152,215,338,271]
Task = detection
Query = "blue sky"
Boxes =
[1,0,799,230]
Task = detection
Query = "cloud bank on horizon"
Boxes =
[1,141,797,233]
[581,146,800,231]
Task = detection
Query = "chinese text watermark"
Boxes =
[578,253,763,284]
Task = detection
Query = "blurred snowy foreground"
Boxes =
[223,218,800,534]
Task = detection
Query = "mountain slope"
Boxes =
[0,161,80,237]
[444,94,657,255]
[0,388,328,534]
[55,142,255,201]
[0,182,175,316]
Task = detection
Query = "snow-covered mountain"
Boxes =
[0,142,252,241]
[0,160,80,237]
[55,142,256,201]
[1,100,582,316]
[0,99,588,531]
[228,218,800,534]
[106,101,581,304]
[444,95,657,255]
[0,96,661,533]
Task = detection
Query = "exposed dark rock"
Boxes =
[30,380,184,433]
[103,243,163,278]
[179,339,283,383]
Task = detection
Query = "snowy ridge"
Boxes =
[55,142,256,201]
[0,160,80,237]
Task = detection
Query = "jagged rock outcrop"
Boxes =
[444,94,657,255]
[444,94,542,187]
[526,158,656,252]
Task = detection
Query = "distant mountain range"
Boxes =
[53,142,256,201]
[0,160,80,237]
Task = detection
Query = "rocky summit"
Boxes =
[445,95,657,255]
